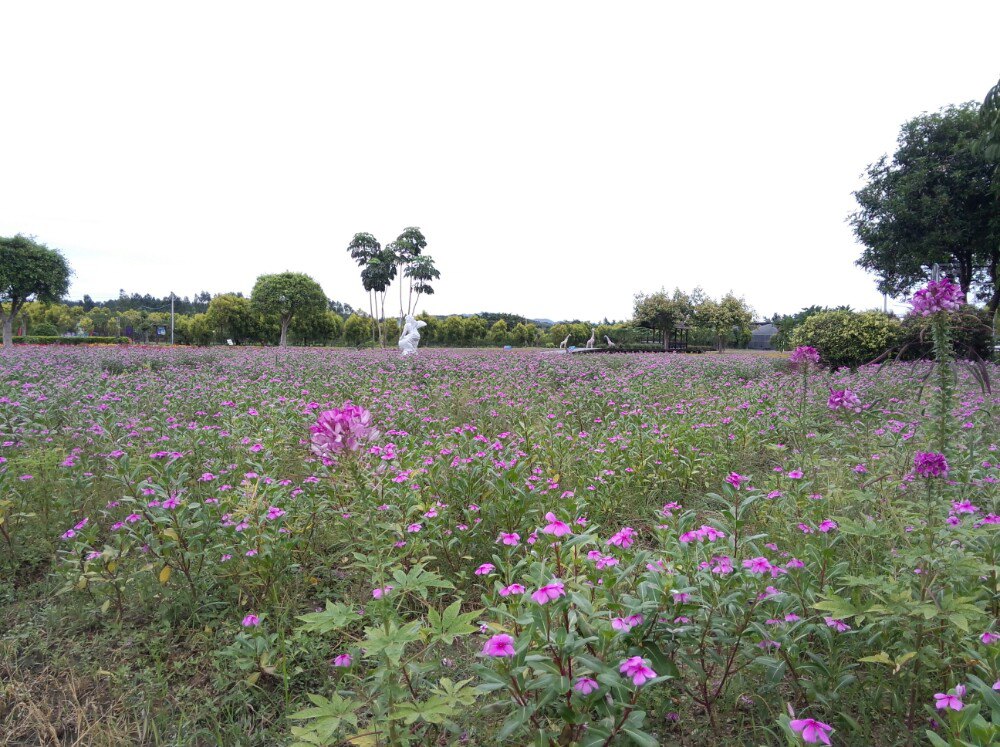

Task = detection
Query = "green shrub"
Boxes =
[790,310,902,368]
[30,322,59,336]
[898,305,994,361]
[10,336,130,345]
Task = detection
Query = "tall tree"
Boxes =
[403,255,440,316]
[390,227,426,323]
[347,232,381,343]
[850,104,999,312]
[250,272,328,347]
[0,235,72,349]
[633,288,692,350]
[980,74,1000,163]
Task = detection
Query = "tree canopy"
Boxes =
[0,235,73,348]
[250,272,327,347]
[850,103,999,312]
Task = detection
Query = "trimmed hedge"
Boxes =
[8,336,130,345]
[790,310,903,369]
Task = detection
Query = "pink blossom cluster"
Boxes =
[910,277,963,316]
[309,405,378,459]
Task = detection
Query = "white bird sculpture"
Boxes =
[559,334,570,350]
[605,335,617,348]
[585,329,596,349]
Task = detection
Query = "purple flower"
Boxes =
[573,677,599,694]
[310,405,378,458]
[789,718,833,745]
[910,277,963,316]
[824,617,850,632]
[481,633,516,657]
[541,511,571,537]
[828,388,862,413]
[619,656,657,686]
[981,631,999,645]
[934,692,964,711]
[332,653,352,667]
[241,614,260,627]
[499,583,525,597]
[914,452,949,478]
[498,532,520,546]
[474,563,495,576]
[789,346,821,366]
[531,580,566,605]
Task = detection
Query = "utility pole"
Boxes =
[170,292,175,345]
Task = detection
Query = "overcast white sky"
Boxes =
[2,2,998,321]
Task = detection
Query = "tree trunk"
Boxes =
[1,315,12,350]
[986,244,1000,315]
[279,317,290,347]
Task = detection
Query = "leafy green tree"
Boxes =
[250,272,328,347]
[343,314,374,346]
[696,293,754,351]
[633,288,692,350]
[207,294,258,344]
[403,255,440,317]
[850,104,999,312]
[510,322,537,346]
[462,315,488,343]
[291,311,344,346]
[439,315,465,344]
[347,233,381,341]
[980,75,1000,163]
[391,227,427,322]
[362,250,397,347]
[489,319,509,345]
[0,235,72,348]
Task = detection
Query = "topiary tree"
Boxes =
[0,235,72,349]
[250,272,328,347]
[789,310,903,368]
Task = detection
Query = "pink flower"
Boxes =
[499,583,525,597]
[498,532,520,546]
[241,614,260,627]
[611,616,634,632]
[818,520,838,533]
[407,523,422,533]
[789,346,821,366]
[981,631,999,645]
[573,676,599,695]
[474,563,495,576]
[372,585,393,599]
[787,469,804,479]
[541,512,571,537]
[743,556,772,575]
[824,617,850,632]
[619,656,657,686]
[310,405,378,458]
[789,718,833,745]
[481,633,516,657]
[911,277,963,316]
[531,580,566,605]
[332,654,352,667]
[914,452,949,478]
[828,388,862,413]
[725,472,748,489]
[934,692,964,711]
[606,526,636,548]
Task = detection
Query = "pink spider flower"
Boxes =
[911,277,963,316]
[310,405,378,458]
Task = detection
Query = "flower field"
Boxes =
[1,345,998,745]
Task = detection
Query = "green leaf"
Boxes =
[287,693,360,745]
[363,621,422,665]
[296,600,359,634]
[426,600,481,645]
